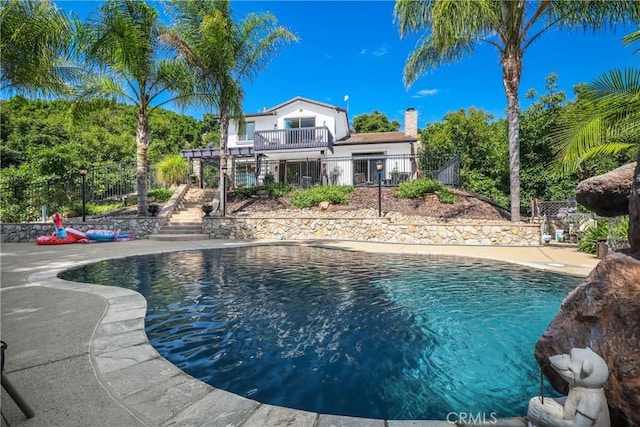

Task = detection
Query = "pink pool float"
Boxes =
[35,213,133,245]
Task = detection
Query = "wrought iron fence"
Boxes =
[0,161,159,221]
[229,153,460,189]
[539,199,577,218]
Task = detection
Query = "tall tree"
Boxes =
[75,0,198,215]
[0,0,77,96]
[394,0,639,221]
[420,107,510,206]
[353,110,401,133]
[162,0,298,216]
[551,30,640,249]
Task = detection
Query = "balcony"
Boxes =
[254,127,334,153]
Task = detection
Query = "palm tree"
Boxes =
[552,30,640,250]
[552,68,639,175]
[0,0,77,96]
[394,0,639,222]
[162,0,298,216]
[75,0,198,215]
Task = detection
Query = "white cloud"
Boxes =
[372,46,389,57]
[360,48,367,55]
[412,89,439,98]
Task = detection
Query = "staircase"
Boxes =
[149,188,216,241]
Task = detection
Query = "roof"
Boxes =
[246,96,347,118]
[335,131,417,146]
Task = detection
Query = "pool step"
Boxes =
[148,233,209,241]
[156,224,203,234]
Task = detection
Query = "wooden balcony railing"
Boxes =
[254,127,334,152]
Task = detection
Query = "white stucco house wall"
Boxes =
[182,96,420,187]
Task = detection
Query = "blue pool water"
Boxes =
[59,246,577,420]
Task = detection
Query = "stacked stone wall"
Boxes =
[204,216,540,246]
[2,216,539,245]
[0,217,165,243]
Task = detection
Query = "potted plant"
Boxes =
[202,204,214,217]
[147,204,160,216]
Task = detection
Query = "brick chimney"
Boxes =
[405,107,418,138]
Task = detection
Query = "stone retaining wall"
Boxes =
[204,216,541,246]
[0,217,165,243]
[2,216,540,245]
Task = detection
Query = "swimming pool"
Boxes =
[60,245,577,420]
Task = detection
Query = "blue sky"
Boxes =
[57,1,639,129]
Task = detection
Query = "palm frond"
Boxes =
[551,68,640,175]
[403,35,475,86]
[622,29,640,53]
[1,0,79,96]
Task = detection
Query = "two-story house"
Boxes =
[182,96,420,188]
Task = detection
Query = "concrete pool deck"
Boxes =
[1,240,600,427]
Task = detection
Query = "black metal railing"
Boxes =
[0,161,160,222]
[254,127,334,152]
[229,153,460,189]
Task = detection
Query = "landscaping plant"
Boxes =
[395,178,457,204]
[578,217,629,254]
[291,186,354,208]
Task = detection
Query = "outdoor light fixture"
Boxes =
[376,160,384,217]
[79,166,88,222]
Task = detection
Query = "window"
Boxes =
[235,162,257,187]
[285,117,317,144]
[285,117,316,129]
[353,153,385,183]
[240,122,255,141]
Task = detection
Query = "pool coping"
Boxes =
[18,239,595,426]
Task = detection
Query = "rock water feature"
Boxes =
[535,161,640,427]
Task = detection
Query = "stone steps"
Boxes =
[149,188,216,241]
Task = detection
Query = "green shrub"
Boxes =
[148,188,174,203]
[291,185,354,208]
[578,217,628,254]
[233,182,294,200]
[395,178,457,204]
[123,188,174,206]
[234,186,258,200]
[396,178,443,198]
[89,202,125,215]
[436,189,457,204]
[155,154,188,186]
[264,172,275,185]
[267,182,293,197]
[0,205,38,223]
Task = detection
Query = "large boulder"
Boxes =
[629,161,640,251]
[534,252,640,426]
[575,162,634,217]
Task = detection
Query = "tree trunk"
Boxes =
[219,109,229,217]
[136,107,150,216]
[501,48,523,222]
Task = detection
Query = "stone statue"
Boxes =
[528,347,610,427]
